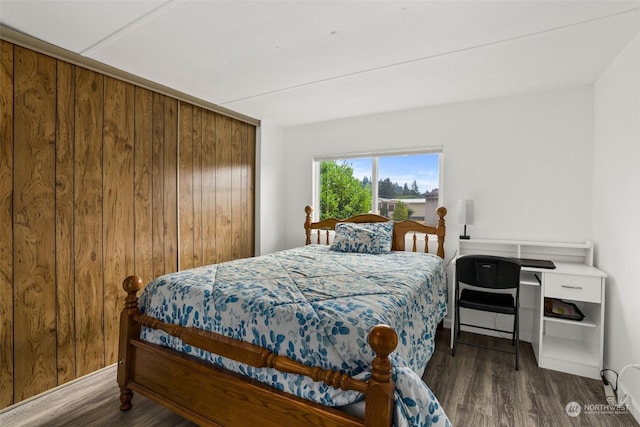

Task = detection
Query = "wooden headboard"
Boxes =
[304,205,447,258]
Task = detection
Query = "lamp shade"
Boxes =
[458,200,474,225]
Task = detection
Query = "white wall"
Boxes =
[270,86,594,341]
[593,32,640,419]
[279,86,595,254]
[255,121,286,255]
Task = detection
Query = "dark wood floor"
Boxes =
[1,330,637,426]
[424,330,638,427]
[0,366,196,427]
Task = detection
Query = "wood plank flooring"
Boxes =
[424,330,638,427]
[0,366,195,427]
[0,330,637,426]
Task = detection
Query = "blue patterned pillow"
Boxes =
[329,222,394,254]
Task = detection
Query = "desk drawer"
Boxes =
[544,274,601,303]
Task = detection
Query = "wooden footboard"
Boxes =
[117,276,397,427]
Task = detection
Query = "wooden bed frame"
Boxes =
[117,206,447,427]
[304,205,447,258]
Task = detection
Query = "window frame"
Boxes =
[312,146,443,221]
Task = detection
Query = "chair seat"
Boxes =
[459,289,515,315]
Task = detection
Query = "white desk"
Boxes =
[453,238,607,380]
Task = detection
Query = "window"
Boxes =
[314,149,442,224]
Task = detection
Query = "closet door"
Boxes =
[179,105,256,268]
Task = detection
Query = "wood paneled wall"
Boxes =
[0,41,256,409]
[178,104,255,269]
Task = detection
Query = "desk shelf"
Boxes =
[458,238,594,266]
[541,335,599,368]
[543,315,596,328]
[520,271,541,286]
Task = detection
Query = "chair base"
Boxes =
[452,338,518,355]
[451,326,519,370]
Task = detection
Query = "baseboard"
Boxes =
[442,317,452,330]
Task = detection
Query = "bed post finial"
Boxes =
[305,205,313,245]
[436,206,447,224]
[368,325,398,381]
[365,324,397,427]
[123,275,143,310]
[436,206,447,259]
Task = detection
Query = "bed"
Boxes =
[117,205,449,427]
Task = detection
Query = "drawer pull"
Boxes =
[561,285,583,290]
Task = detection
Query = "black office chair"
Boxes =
[451,254,522,370]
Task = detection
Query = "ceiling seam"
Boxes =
[79,0,186,56]
[220,5,640,106]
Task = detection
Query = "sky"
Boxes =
[342,153,439,194]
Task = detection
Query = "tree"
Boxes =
[411,180,420,196]
[378,178,395,198]
[320,161,372,220]
[394,182,403,196]
[392,200,409,221]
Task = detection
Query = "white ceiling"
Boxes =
[1,0,640,127]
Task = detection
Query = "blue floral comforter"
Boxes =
[139,245,451,427]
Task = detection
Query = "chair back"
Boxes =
[456,255,521,290]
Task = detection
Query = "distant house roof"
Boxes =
[379,189,438,204]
